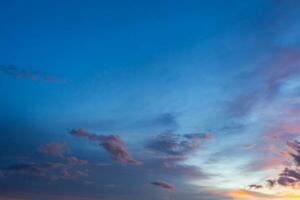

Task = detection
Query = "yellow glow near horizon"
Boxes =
[224,189,300,200]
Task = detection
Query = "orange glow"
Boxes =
[227,190,253,199]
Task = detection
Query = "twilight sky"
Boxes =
[1,0,300,199]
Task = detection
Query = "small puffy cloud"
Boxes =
[151,181,174,190]
[69,128,140,165]
[249,184,263,189]
[38,142,69,159]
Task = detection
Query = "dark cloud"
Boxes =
[38,142,69,159]
[266,140,300,188]
[144,133,211,181]
[248,184,263,189]
[277,168,300,187]
[184,133,211,141]
[69,128,140,165]
[151,181,174,190]
[286,140,300,166]
[266,179,276,188]
[0,64,61,82]
[147,133,210,161]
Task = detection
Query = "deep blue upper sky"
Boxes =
[1,1,300,200]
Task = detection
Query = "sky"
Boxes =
[1,0,300,199]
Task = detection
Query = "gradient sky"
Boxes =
[1,0,300,200]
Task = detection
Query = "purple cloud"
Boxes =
[265,140,300,188]
[100,135,140,164]
[38,142,69,159]
[69,128,140,165]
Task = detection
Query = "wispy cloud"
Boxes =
[151,181,174,190]
[147,133,211,161]
[0,65,62,83]
[144,132,211,179]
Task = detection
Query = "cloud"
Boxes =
[151,181,174,190]
[184,133,211,141]
[266,179,276,188]
[67,156,88,166]
[147,133,210,161]
[277,168,300,187]
[143,133,211,181]
[227,47,300,122]
[263,140,300,189]
[248,184,263,189]
[0,64,61,82]
[286,140,300,165]
[4,154,89,181]
[38,142,69,159]
[69,128,140,165]
[101,135,140,164]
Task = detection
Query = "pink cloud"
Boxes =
[38,142,69,159]
[69,128,140,165]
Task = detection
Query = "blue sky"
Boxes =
[1,0,300,199]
